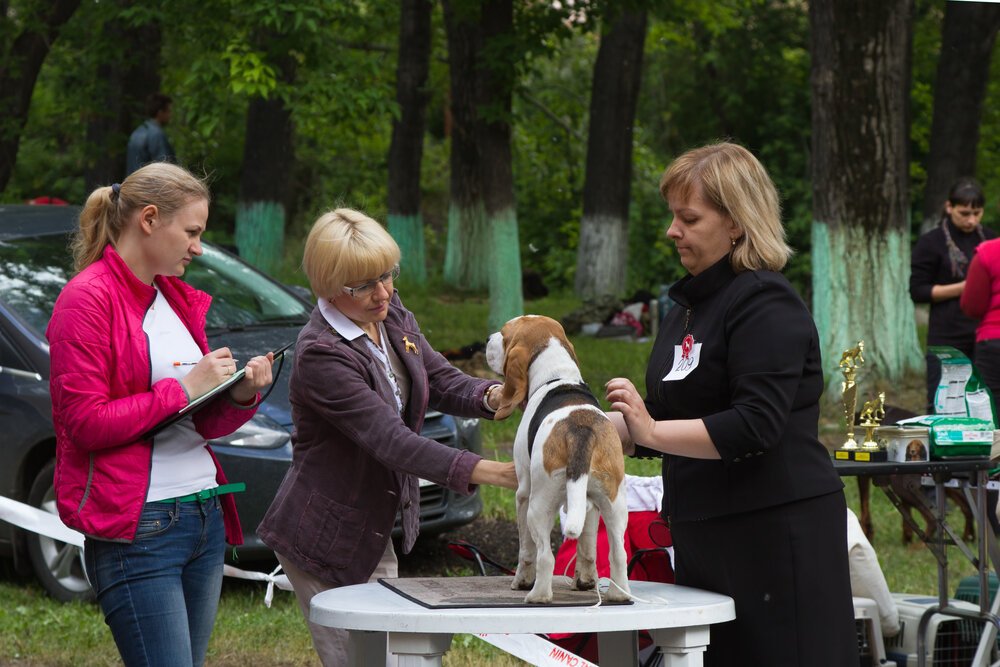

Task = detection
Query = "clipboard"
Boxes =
[141,340,294,440]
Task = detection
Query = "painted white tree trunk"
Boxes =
[575,213,628,299]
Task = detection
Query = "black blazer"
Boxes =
[635,257,842,521]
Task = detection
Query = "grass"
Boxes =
[0,289,983,665]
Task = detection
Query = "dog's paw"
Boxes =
[602,580,632,602]
[524,587,553,604]
[573,573,597,591]
[511,577,534,591]
[511,571,535,591]
[511,563,536,590]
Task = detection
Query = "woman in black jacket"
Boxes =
[606,142,857,666]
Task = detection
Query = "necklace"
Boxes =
[364,322,403,415]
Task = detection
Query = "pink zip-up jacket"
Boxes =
[47,244,254,544]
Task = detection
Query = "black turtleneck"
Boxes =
[634,257,842,522]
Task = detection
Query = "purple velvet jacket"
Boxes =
[257,293,498,587]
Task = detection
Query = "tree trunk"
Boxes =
[920,1,1000,233]
[575,7,648,300]
[236,55,296,276]
[442,0,523,330]
[810,0,923,392]
[84,15,162,191]
[0,0,82,191]
[387,0,432,285]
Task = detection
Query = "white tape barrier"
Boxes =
[0,495,603,663]
[474,633,598,667]
[222,564,293,607]
[0,495,84,547]
[0,494,292,606]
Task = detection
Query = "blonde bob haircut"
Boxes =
[302,208,401,300]
[659,142,792,273]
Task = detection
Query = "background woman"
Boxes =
[959,231,1000,534]
[961,236,1000,404]
[605,142,857,666]
[47,163,274,667]
[910,178,995,411]
[257,208,516,666]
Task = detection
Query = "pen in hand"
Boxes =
[174,360,238,366]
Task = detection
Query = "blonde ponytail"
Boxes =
[71,162,210,273]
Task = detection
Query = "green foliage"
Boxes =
[978,27,1000,225]
[640,0,814,296]
[6,0,1000,309]
[3,80,87,203]
[222,44,278,97]
[510,32,592,290]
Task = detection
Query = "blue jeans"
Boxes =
[84,497,226,667]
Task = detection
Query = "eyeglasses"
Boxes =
[341,265,400,299]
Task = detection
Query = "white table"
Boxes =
[309,578,735,667]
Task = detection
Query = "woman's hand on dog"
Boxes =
[606,377,657,447]
[471,459,518,490]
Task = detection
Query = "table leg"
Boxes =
[388,632,454,667]
[596,630,638,666]
[347,630,387,666]
[647,625,710,667]
[935,478,948,611]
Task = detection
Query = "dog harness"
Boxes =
[526,381,599,455]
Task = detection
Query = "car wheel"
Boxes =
[25,460,94,602]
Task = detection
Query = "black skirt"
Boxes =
[670,491,858,667]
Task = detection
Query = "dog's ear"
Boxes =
[495,343,529,420]
[563,338,578,366]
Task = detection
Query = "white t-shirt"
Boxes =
[143,288,218,502]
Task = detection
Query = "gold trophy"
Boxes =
[858,391,886,450]
[839,341,864,450]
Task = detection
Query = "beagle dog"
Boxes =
[486,315,630,603]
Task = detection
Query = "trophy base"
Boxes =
[834,448,887,462]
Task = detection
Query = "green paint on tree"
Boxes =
[236,201,285,277]
[812,220,923,396]
[444,202,490,290]
[388,212,427,285]
[488,206,523,332]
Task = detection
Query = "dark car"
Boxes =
[0,203,483,601]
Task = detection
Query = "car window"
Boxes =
[0,235,74,335]
[184,246,311,330]
[0,328,31,369]
[0,233,309,337]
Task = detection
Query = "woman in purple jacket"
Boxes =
[47,163,275,667]
[257,208,517,666]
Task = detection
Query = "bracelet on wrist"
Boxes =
[485,384,501,411]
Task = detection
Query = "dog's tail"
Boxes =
[562,473,589,540]
[560,416,601,540]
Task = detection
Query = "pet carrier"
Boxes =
[882,594,995,666]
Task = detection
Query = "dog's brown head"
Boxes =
[905,439,926,461]
[486,315,577,420]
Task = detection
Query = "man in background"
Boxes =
[125,93,176,176]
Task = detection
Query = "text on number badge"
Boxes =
[663,333,701,381]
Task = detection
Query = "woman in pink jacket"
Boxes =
[47,162,274,667]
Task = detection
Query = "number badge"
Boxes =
[663,333,701,381]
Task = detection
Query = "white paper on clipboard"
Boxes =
[141,340,294,439]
